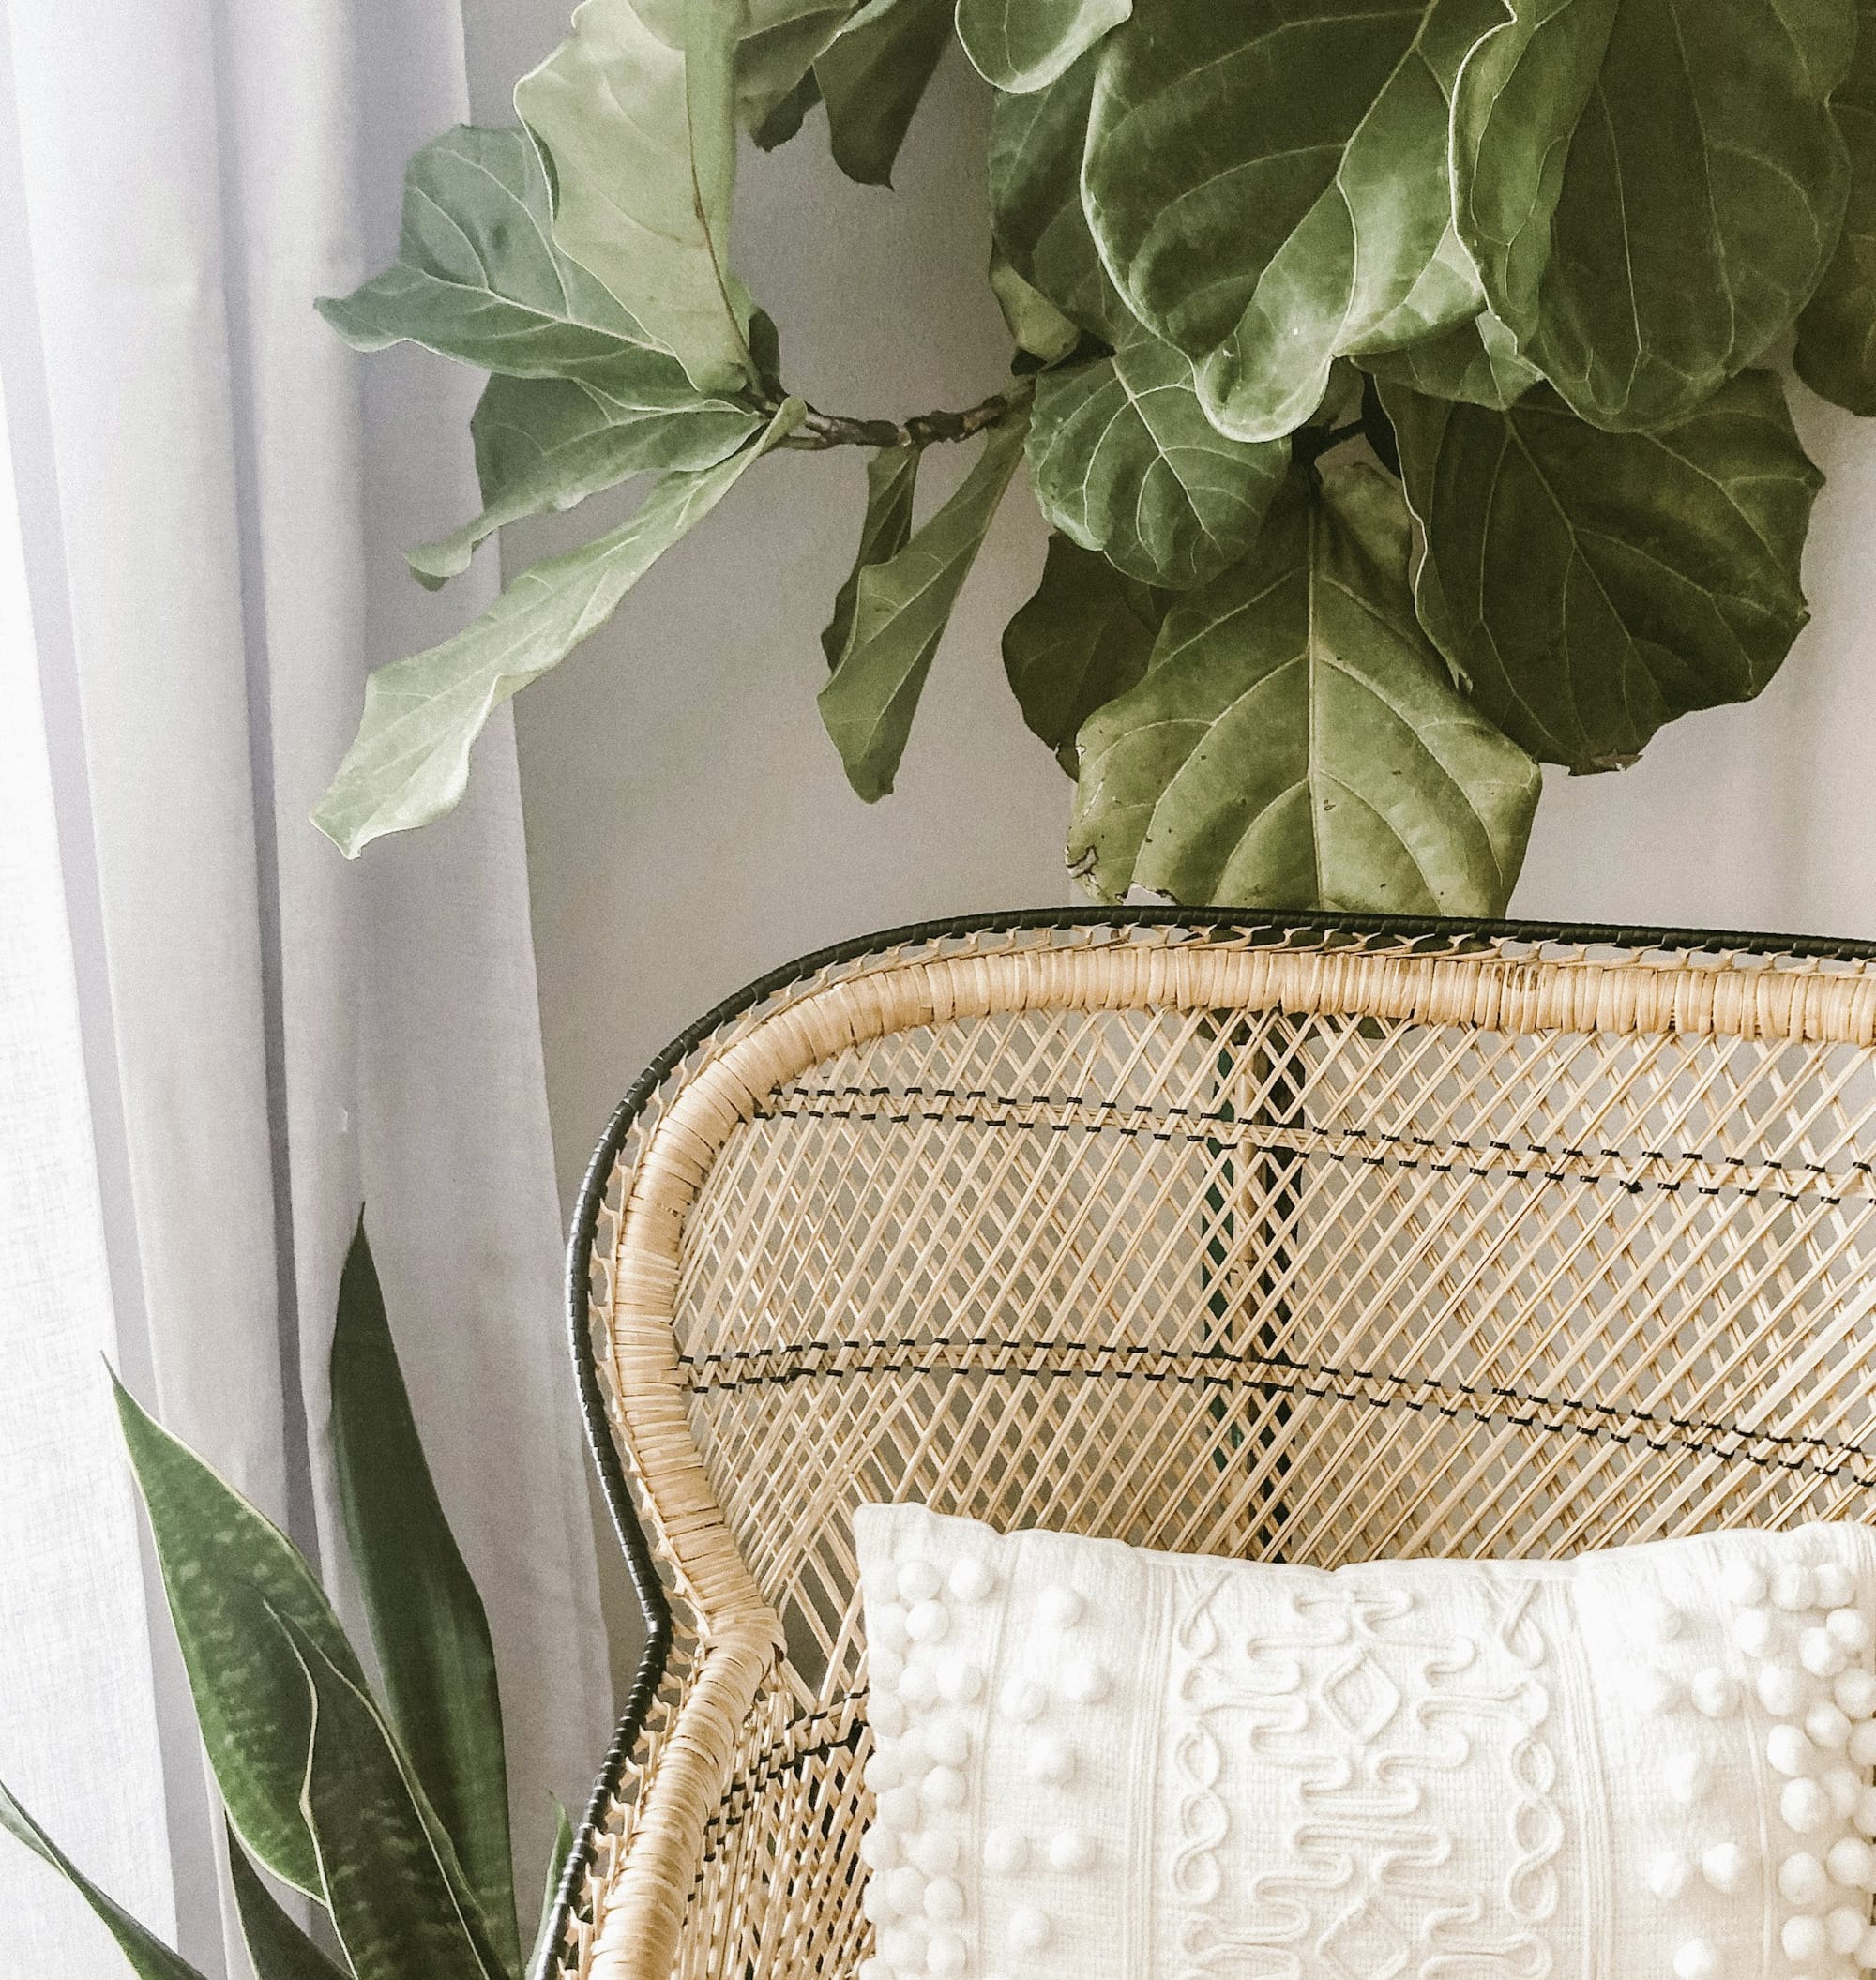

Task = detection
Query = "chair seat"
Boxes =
[539,912,1876,1980]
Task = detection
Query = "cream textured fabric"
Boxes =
[857,1503,1876,1980]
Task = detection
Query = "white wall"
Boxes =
[461,13,1876,1210]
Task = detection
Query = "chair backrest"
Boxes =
[577,914,1876,1718]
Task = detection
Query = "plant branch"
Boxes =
[774,378,1034,451]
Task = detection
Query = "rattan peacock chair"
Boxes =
[539,909,1876,1980]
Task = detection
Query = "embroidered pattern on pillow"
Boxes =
[855,1504,1876,1980]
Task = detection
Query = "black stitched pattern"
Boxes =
[677,1335,1875,1484]
[695,1703,866,1868]
[749,1083,1873,1205]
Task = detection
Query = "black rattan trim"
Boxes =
[547,904,1876,1972]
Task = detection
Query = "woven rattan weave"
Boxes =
[544,911,1876,1980]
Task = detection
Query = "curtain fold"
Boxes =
[0,0,613,1972]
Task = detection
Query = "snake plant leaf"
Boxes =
[1357,308,1539,412]
[329,1221,520,1974]
[987,47,1127,341]
[526,1801,577,1980]
[1082,0,1505,445]
[1068,463,1539,913]
[819,412,1028,799]
[408,361,764,587]
[1454,0,1855,433]
[316,127,648,377]
[226,1829,351,1980]
[1797,0,1876,413]
[516,0,756,393]
[822,444,921,666]
[989,249,1082,365]
[815,0,951,186]
[275,1615,506,1980]
[1003,534,1157,772]
[1383,370,1820,775]
[112,1373,364,1898]
[1028,325,1288,590]
[314,401,801,856]
[955,0,1129,93]
[0,1784,212,1980]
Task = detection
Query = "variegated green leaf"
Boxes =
[1,1784,210,1980]
[226,1831,350,1980]
[526,1802,577,1980]
[277,1617,505,1980]
[113,1375,364,1897]
[329,1221,520,1972]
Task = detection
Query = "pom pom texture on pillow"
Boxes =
[855,1503,1876,1980]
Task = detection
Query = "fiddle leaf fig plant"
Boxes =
[313,0,1874,918]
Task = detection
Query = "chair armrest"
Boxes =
[587,1620,780,1980]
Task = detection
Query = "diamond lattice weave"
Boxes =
[547,920,1876,1980]
[858,1502,1876,1980]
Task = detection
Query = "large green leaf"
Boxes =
[316,128,647,377]
[313,401,802,857]
[956,0,1129,93]
[1383,370,1819,774]
[516,0,756,393]
[278,1617,506,1980]
[113,1375,364,1897]
[329,1221,520,1973]
[988,248,1082,364]
[1,1783,211,1980]
[1003,535,1157,771]
[821,444,921,666]
[226,1830,351,1980]
[1082,0,1505,444]
[1068,463,1540,912]
[409,362,763,587]
[815,0,951,186]
[1028,325,1288,590]
[750,64,822,147]
[735,0,856,133]
[988,48,1127,340]
[1798,0,1876,413]
[526,1802,577,1980]
[1455,0,1855,432]
[1357,308,1539,411]
[819,412,1028,798]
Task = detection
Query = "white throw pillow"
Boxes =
[855,1502,1876,1980]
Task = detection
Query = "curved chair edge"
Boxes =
[540,901,1876,1976]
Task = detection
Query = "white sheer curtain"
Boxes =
[0,0,613,1972]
